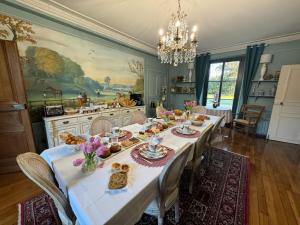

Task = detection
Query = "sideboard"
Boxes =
[43,106,145,148]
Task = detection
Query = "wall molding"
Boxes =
[7,0,157,55]
[4,0,300,56]
[198,32,300,55]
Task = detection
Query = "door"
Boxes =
[0,40,35,173]
[268,64,300,144]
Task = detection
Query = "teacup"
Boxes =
[182,124,190,133]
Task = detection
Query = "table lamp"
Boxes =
[259,54,273,80]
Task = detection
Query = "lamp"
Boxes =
[259,54,272,80]
[187,63,194,82]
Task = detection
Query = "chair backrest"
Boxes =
[158,143,194,209]
[16,152,75,225]
[208,115,225,144]
[194,124,213,162]
[90,116,114,136]
[241,104,265,125]
[156,106,167,118]
[130,110,147,124]
[192,105,207,114]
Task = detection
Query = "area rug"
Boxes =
[18,193,61,225]
[18,148,249,225]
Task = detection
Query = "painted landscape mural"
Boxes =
[0,14,144,103]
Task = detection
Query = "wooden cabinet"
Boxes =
[44,106,145,148]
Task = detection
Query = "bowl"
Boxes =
[191,120,204,126]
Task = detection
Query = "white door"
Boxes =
[268,64,300,144]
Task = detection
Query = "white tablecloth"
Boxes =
[41,117,219,225]
[205,106,232,125]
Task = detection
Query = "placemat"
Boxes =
[171,127,201,138]
[130,143,175,167]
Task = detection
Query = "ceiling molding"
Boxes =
[11,0,157,55]
[198,32,300,55]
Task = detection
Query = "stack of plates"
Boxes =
[139,145,168,159]
[175,127,197,135]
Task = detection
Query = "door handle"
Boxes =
[12,103,26,110]
[280,102,283,106]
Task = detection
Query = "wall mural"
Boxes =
[0,14,144,104]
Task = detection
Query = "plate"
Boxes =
[175,127,197,135]
[138,145,168,159]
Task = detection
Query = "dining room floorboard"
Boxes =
[0,129,299,225]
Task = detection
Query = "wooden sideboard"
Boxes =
[43,106,145,148]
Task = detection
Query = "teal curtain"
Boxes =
[195,53,210,105]
[242,44,265,104]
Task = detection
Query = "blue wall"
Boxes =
[169,40,300,135]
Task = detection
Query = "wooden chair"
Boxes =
[186,124,213,194]
[90,116,114,136]
[192,105,207,114]
[231,104,265,136]
[16,152,78,225]
[130,110,147,124]
[144,143,194,225]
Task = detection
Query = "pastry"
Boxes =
[121,139,133,147]
[129,137,140,144]
[174,109,183,116]
[111,162,121,172]
[60,132,86,145]
[108,172,128,189]
[169,115,175,120]
[121,164,130,173]
[110,143,121,153]
[162,123,169,129]
[98,146,111,158]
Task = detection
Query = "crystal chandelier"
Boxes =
[157,0,198,66]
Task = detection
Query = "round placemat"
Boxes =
[130,143,175,167]
[171,127,201,138]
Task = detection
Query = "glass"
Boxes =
[208,63,223,81]
[207,81,220,100]
[110,134,119,144]
[223,61,240,81]
[81,157,98,175]
[219,81,236,108]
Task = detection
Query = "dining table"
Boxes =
[41,115,220,225]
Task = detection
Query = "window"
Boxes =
[204,58,243,112]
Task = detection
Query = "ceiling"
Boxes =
[40,0,300,52]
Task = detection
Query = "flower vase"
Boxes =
[81,157,98,175]
[186,110,192,120]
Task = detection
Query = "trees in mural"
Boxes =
[24,46,103,98]
[128,60,144,93]
[0,15,36,44]
[104,76,111,90]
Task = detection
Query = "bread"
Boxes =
[174,109,183,116]
[108,172,127,189]
[110,143,121,153]
[121,140,133,147]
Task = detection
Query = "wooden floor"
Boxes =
[0,130,299,225]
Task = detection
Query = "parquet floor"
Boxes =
[0,130,299,225]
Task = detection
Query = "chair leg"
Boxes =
[174,200,180,223]
[157,216,164,225]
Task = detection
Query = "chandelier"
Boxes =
[157,0,198,66]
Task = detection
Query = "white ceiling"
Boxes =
[44,0,300,52]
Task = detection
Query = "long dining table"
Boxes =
[41,115,220,225]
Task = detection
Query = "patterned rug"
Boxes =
[18,148,249,225]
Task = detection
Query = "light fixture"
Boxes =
[157,0,198,66]
[259,54,273,80]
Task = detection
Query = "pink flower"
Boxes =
[93,137,101,149]
[89,136,95,143]
[85,143,94,153]
[73,158,84,167]
[79,143,86,152]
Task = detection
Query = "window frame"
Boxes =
[203,56,245,114]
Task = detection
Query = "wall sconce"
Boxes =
[259,54,273,80]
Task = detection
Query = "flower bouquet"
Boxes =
[73,136,107,175]
[184,100,197,119]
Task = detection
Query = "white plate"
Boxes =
[139,145,168,159]
[175,127,197,135]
